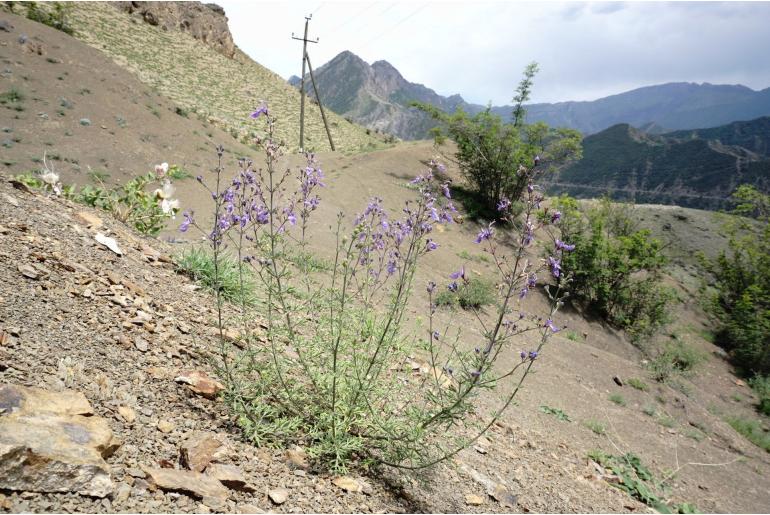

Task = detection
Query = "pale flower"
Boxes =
[161,197,180,217]
[40,171,59,186]
[154,180,175,199]
[155,162,169,178]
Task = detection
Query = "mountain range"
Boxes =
[294,50,770,141]
[548,117,770,209]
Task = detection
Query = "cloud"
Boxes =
[219,1,770,105]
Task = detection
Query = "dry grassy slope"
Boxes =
[0,10,258,185]
[62,2,382,153]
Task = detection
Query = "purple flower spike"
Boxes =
[551,211,562,223]
[448,281,458,292]
[497,197,511,212]
[250,101,268,119]
[520,350,527,360]
[547,256,561,278]
[545,319,559,333]
[441,183,451,199]
[449,266,465,281]
[475,224,493,244]
[529,351,538,360]
[179,211,193,232]
[427,281,436,293]
[426,239,439,251]
[432,330,440,340]
[555,239,575,252]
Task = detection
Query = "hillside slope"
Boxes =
[0,10,256,184]
[52,2,381,153]
[548,119,770,209]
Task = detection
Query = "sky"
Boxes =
[219,1,770,105]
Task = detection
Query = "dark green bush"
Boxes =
[556,195,674,342]
[413,63,581,216]
[435,277,496,309]
[749,375,770,416]
[705,185,770,378]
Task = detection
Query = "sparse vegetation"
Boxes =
[539,405,571,422]
[583,419,606,435]
[609,393,627,406]
[588,450,698,513]
[648,338,707,383]
[628,378,650,391]
[434,276,496,310]
[174,247,257,306]
[725,415,770,452]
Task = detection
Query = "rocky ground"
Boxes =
[0,176,653,513]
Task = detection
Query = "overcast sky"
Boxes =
[218,1,770,105]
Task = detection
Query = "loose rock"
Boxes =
[268,488,288,505]
[180,433,225,472]
[142,466,229,500]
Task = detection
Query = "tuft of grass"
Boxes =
[583,419,606,435]
[565,330,583,342]
[648,339,707,382]
[725,416,770,452]
[285,248,332,273]
[435,277,495,310]
[642,404,657,417]
[0,87,25,105]
[684,429,705,442]
[609,393,627,406]
[658,415,676,428]
[174,247,257,306]
[628,378,649,391]
[539,405,571,422]
[457,250,490,264]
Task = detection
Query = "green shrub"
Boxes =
[628,378,649,391]
[725,415,770,452]
[705,185,770,377]
[583,419,606,435]
[609,393,627,406]
[749,375,770,416]
[648,339,706,382]
[174,247,257,305]
[556,195,674,342]
[539,405,571,422]
[19,1,75,35]
[434,277,495,309]
[413,63,581,216]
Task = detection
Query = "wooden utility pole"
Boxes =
[292,15,335,152]
[305,53,335,151]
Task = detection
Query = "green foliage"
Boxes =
[77,172,177,236]
[583,419,606,435]
[628,378,650,391]
[174,247,257,306]
[725,415,770,452]
[609,393,627,406]
[0,87,25,105]
[434,277,496,309]
[704,185,770,378]
[556,195,674,342]
[539,405,571,422]
[457,250,490,264]
[18,1,75,35]
[749,375,770,416]
[166,164,192,180]
[648,339,706,383]
[413,64,581,216]
[642,404,657,417]
[588,450,698,513]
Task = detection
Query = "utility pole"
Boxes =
[292,15,335,152]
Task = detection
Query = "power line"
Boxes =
[358,3,428,50]
[330,2,377,33]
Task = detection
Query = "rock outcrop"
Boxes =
[114,1,236,58]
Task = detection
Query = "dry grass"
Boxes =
[64,2,383,153]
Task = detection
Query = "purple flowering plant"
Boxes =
[184,105,574,473]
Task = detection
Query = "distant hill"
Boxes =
[38,2,382,153]
[547,117,770,209]
[299,51,770,140]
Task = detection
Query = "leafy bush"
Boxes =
[15,1,75,35]
[434,276,496,309]
[186,107,571,472]
[749,375,770,416]
[704,185,770,378]
[648,339,706,383]
[628,378,650,391]
[725,415,770,452]
[174,247,256,305]
[556,195,674,342]
[588,450,698,513]
[413,63,581,217]
[583,419,606,435]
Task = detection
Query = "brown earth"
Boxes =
[1,7,769,515]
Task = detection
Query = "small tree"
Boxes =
[413,63,581,216]
[706,185,770,376]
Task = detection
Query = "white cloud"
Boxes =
[219,0,770,104]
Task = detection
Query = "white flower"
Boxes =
[40,171,60,186]
[154,180,175,199]
[155,162,169,178]
[160,197,180,215]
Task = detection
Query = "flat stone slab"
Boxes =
[0,384,120,497]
